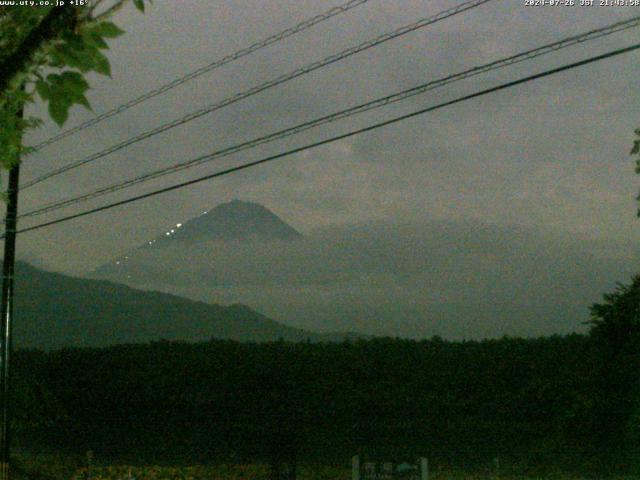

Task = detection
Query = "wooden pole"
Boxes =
[352,455,360,480]
[420,457,428,480]
[0,162,20,480]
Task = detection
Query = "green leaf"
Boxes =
[133,0,145,12]
[35,79,51,100]
[59,71,89,91]
[90,50,111,77]
[49,99,69,126]
[59,31,85,51]
[50,43,95,73]
[41,71,92,124]
[91,21,125,38]
[76,94,92,111]
[86,31,109,50]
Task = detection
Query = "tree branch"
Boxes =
[0,7,77,94]
[93,0,128,21]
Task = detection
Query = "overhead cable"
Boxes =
[11,42,640,237]
[29,0,372,152]
[21,0,495,189]
[19,14,640,219]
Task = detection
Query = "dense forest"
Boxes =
[10,272,640,476]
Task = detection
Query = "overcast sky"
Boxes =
[11,0,640,336]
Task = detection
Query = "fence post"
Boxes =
[352,455,360,480]
[420,457,428,480]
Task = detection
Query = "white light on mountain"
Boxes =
[170,229,175,233]
[176,223,182,228]
[166,232,170,236]
[116,261,120,265]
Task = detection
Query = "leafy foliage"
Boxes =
[0,1,150,172]
[10,260,640,476]
[586,276,640,468]
[12,335,620,475]
[36,71,91,126]
[588,275,640,350]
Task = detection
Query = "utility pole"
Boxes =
[0,128,21,480]
[0,8,87,480]
[0,17,77,478]
[0,14,84,472]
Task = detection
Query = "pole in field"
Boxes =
[352,455,360,480]
[420,457,428,480]
[0,157,21,480]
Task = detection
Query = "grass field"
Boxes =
[9,454,640,480]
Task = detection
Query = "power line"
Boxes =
[21,0,495,190]
[11,42,640,238]
[19,14,640,219]
[28,0,372,152]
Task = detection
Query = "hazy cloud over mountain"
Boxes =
[91,202,640,339]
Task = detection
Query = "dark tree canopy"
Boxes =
[588,275,640,351]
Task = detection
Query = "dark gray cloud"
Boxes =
[101,219,640,339]
[11,0,640,337]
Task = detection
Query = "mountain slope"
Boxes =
[91,199,302,283]
[13,262,337,350]
[170,199,302,242]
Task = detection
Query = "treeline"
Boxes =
[10,329,640,474]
